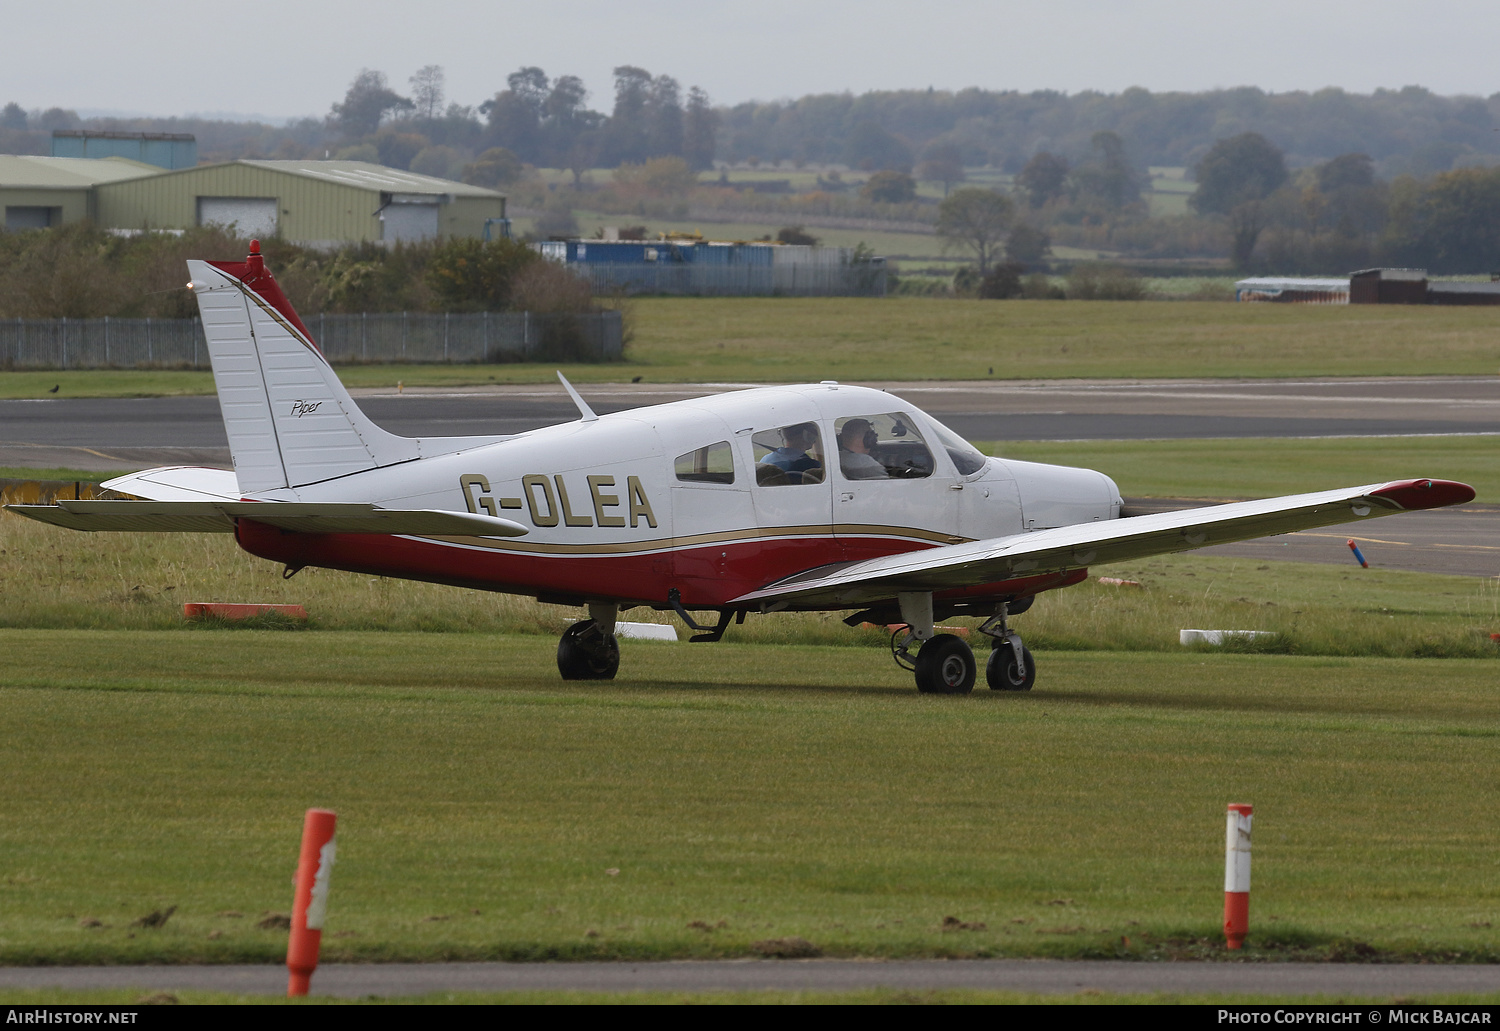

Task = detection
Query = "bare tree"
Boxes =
[936,188,1015,275]
[409,65,446,122]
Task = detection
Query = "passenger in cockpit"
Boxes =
[761,422,823,478]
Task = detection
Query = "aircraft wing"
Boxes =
[5,500,530,537]
[733,478,1475,609]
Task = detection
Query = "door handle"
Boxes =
[839,492,854,502]
[948,484,964,491]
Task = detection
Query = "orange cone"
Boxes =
[287,808,337,997]
[1224,803,1252,950]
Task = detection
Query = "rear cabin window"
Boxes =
[834,413,935,480]
[751,422,826,486]
[674,441,735,484]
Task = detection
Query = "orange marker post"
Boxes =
[1224,803,1253,950]
[287,808,337,997]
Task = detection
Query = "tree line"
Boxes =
[7,77,1500,184]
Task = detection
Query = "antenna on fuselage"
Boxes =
[556,371,598,423]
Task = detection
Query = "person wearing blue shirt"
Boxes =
[761,422,823,482]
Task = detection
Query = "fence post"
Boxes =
[524,311,531,360]
[402,312,407,359]
[361,312,367,360]
[444,312,449,363]
[483,310,489,363]
[61,316,68,371]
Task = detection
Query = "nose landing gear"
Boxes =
[979,602,1034,691]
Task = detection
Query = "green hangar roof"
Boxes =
[1,156,161,230]
[233,160,502,198]
[94,160,506,248]
[0,155,161,188]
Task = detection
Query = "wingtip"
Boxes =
[1369,478,1476,510]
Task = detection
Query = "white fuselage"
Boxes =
[236,383,1120,609]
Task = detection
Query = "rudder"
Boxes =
[188,244,417,494]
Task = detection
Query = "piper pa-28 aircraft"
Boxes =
[9,243,1477,694]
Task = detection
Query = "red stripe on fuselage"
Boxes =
[234,521,1075,609]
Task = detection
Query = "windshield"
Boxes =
[926,417,990,477]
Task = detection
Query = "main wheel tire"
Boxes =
[987,642,1036,691]
[913,633,976,695]
[557,620,620,680]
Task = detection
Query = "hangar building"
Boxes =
[94,160,507,247]
[0,155,158,231]
[50,130,197,170]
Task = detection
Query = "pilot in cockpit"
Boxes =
[837,418,887,480]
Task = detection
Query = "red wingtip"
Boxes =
[1369,478,1476,510]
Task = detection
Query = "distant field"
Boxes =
[622,297,1500,382]
[2,628,1498,964]
[3,297,1498,396]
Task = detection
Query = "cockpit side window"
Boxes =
[674,441,735,484]
[834,412,934,481]
[751,422,825,486]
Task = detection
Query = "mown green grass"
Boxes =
[2,631,1499,964]
[4,297,1499,397]
[981,436,1500,504]
[3,510,1496,657]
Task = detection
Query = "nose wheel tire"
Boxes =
[987,642,1035,691]
[914,633,976,694]
[557,620,620,680]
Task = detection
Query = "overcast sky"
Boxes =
[7,0,1500,121]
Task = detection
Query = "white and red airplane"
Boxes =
[8,243,1477,694]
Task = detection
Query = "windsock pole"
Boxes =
[1224,803,1252,950]
[287,808,337,997]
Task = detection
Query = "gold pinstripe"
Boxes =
[411,523,972,556]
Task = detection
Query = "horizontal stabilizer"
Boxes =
[733,478,1475,608]
[101,466,241,502]
[6,500,529,538]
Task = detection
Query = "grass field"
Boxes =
[2,630,1499,965]
[5,297,1499,398]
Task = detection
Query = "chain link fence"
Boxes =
[0,311,623,370]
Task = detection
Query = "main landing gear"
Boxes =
[557,602,620,680]
[891,593,1035,695]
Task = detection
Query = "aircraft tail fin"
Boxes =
[188,243,418,494]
